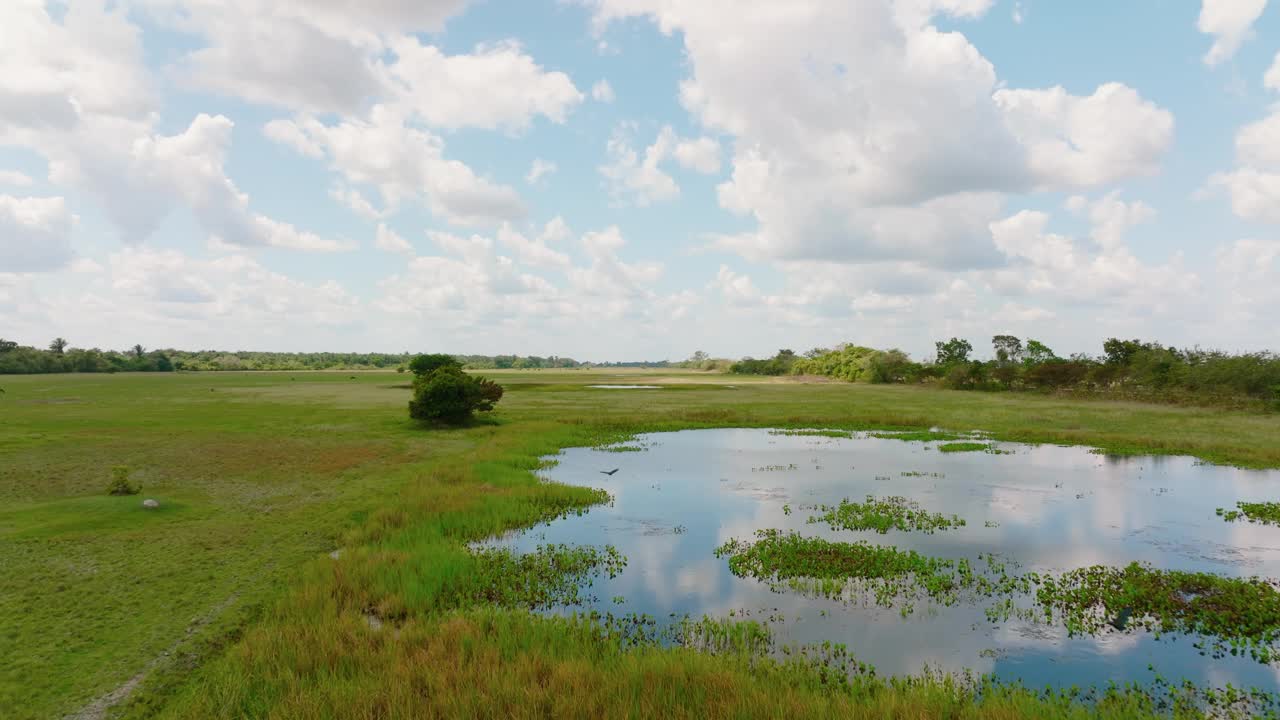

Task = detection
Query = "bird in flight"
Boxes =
[600,468,619,476]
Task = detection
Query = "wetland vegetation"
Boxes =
[5,368,1280,718]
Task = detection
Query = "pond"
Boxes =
[486,429,1280,693]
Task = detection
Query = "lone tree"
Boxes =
[407,354,503,424]
[934,337,973,365]
[49,338,68,355]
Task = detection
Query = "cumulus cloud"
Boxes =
[1197,0,1268,66]
[587,0,1172,268]
[145,0,470,115]
[386,37,583,131]
[1209,110,1280,223]
[375,223,415,255]
[0,194,76,272]
[600,126,681,206]
[994,83,1174,189]
[673,136,721,174]
[375,223,671,338]
[267,106,527,225]
[498,218,572,269]
[0,170,34,187]
[986,195,1195,310]
[329,185,386,220]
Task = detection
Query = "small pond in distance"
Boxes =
[485,429,1280,693]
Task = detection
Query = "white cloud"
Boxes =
[498,218,572,269]
[987,196,1195,309]
[592,79,617,103]
[1197,0,1268,66]
[145,0,470,115]
[588,1,1171,268]
[526,158,558,185]
[1216,239,1280,322]
[1211,168,1280,223]
[375,223,415,255]
[709,265,760,305]
[386,38,583,130]
[673,136,721,174]
[994,83,1174,189]
[0,170,34,187]
[0,194,76,272]
[264,119,325,158]
[0,1,154,136]
[267,106,527,226]
[600,125,680,206]
[1267,52,1280,91]
[1012,1,1024,24]
[330,185,386,220]
[1209,109,1280,223]
[105,246,361,328]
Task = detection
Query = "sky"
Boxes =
[1,0,1279,362]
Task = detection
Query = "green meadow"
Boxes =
[4,369,1280,719]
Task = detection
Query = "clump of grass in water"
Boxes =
[868,430,967,442]
[807,495,966,534]
[1035,561,1280,664]
[714,530,1031,611]
[942,440,988,450]
[767,429,853,439]
[1217,502,1280,526]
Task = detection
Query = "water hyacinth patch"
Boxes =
[1217,502,1280,526]
[1034,562,1280,664]
[806,495,966,534]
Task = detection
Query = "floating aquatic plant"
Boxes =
[1217,502,1280,526]
[807,495,966,534]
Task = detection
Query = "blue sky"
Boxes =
[2,0,1279,362]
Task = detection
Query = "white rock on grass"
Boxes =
[142,499,159,509]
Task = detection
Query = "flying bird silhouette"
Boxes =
[600,468,619,476]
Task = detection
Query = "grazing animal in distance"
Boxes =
[600,468,619,476]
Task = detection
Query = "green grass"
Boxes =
[3,369,1280,718]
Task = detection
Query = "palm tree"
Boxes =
[132,344,145,360]
[49,338,68,355]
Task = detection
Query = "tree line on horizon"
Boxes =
[728,337,1280,408]
[0,339,584,374]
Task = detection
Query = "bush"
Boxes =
[106,466,140,496]
[409,353,461,377]
[409,366,504,424]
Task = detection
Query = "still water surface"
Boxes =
[487,429,1280,691]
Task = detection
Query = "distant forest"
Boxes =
[0,339,583,374]
[729,338,1280,409]
[4,335,1277,409]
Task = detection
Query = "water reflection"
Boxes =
[487,429,1280,691]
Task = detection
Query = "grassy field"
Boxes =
[3,369,1280,719]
